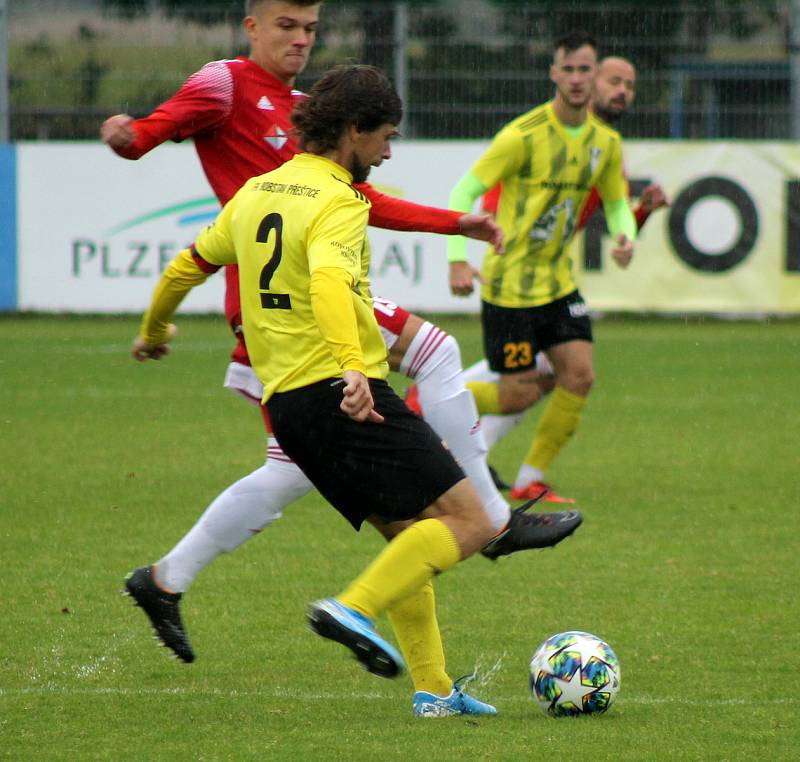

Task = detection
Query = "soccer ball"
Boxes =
[529,631,621,717]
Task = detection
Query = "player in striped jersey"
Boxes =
[460,55,669,487]
[447,32,638,504]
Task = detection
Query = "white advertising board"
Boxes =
[16,141,488,314]
[15,140,800,313]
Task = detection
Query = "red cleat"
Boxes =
[510,480,576,504]
[404,383,422,417]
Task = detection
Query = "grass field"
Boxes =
[1,314,798,760]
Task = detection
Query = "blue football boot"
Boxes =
[413,677,497,718]
[307,598,405,679]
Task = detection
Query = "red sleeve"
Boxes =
[576,187,602,231]
[110,61,233,160]
[577,174,652,233]
[190,243,222,274]
[224,264,242,331]
[634,204,651,231]
[111,114,182,160]
[482,184,501,215]
[358,183,461,235]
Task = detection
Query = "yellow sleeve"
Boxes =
[309,267,366,375]
[305,193,371,373]
[193,194,238,266]
[470,125,526,190]
[595,136,627,206]
[307,195,369,279]
[140,194,238,343]
[139,248,213,344]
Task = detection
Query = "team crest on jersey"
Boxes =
[590,147,602,174]
[264,124,288,150]
[257,95,275,111]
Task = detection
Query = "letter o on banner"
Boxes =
[669,176,758,272]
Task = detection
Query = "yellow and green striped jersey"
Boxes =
[194,153,389,401]
[472,101,627,307]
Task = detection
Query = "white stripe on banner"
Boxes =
[13,141,800,314]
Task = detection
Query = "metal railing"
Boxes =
[5,0,800,140]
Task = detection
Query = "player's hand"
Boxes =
[131,324,177,362]
[639,183,669,212]
[457,213,505,254]
[611,235,634,269]
[341,370,384,423]
[449,260,482,297]
[101,114,136,149]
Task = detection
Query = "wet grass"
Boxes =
[1,314,797,760]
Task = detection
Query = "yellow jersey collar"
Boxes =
[292,153,353,184]
[546,100,590,142]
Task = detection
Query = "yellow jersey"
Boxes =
[472,101,627,307]
[194,153,389,401]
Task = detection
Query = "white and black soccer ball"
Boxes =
[529,631,621,716]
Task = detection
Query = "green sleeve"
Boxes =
[603,197,637,242]
[446,171,488,262]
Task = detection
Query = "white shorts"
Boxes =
[224,295,412,403]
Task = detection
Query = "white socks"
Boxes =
[401,323,510,532]
[514,463,544,491]
[153,331,553,594]
[461,356,553,449]
[156,438,312,592]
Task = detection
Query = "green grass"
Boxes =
[1,314,798,760]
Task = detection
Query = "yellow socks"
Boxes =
[466,380,503,415]
[525,386,586,471]
[338,518,460,620]
[387,582,452,697]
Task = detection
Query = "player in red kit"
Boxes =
[102,3,481,373]
[106,0,581,710]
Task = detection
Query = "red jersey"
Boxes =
[114,57,300,205]
[111,57,461,363]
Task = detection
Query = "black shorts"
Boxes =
[481,290,593,374]
[266,377,465,529]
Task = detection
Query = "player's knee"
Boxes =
[476,509,495,545]
[499,379,541,413]
[469,512,496,555]
[562,367,594,396]
[439,332,462,366]
[537,373,556,396]
[450,509,494,557]
[429,332,462,384]
[431,483,494,554]
[459,493,496,550]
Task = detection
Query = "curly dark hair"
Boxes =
[292,65,402,153]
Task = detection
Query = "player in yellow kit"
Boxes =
[131,64,524,716]
[448,32,637,503]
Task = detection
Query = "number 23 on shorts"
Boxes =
[503,341,533,369]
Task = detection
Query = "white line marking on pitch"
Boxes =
[0,686,795,707]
